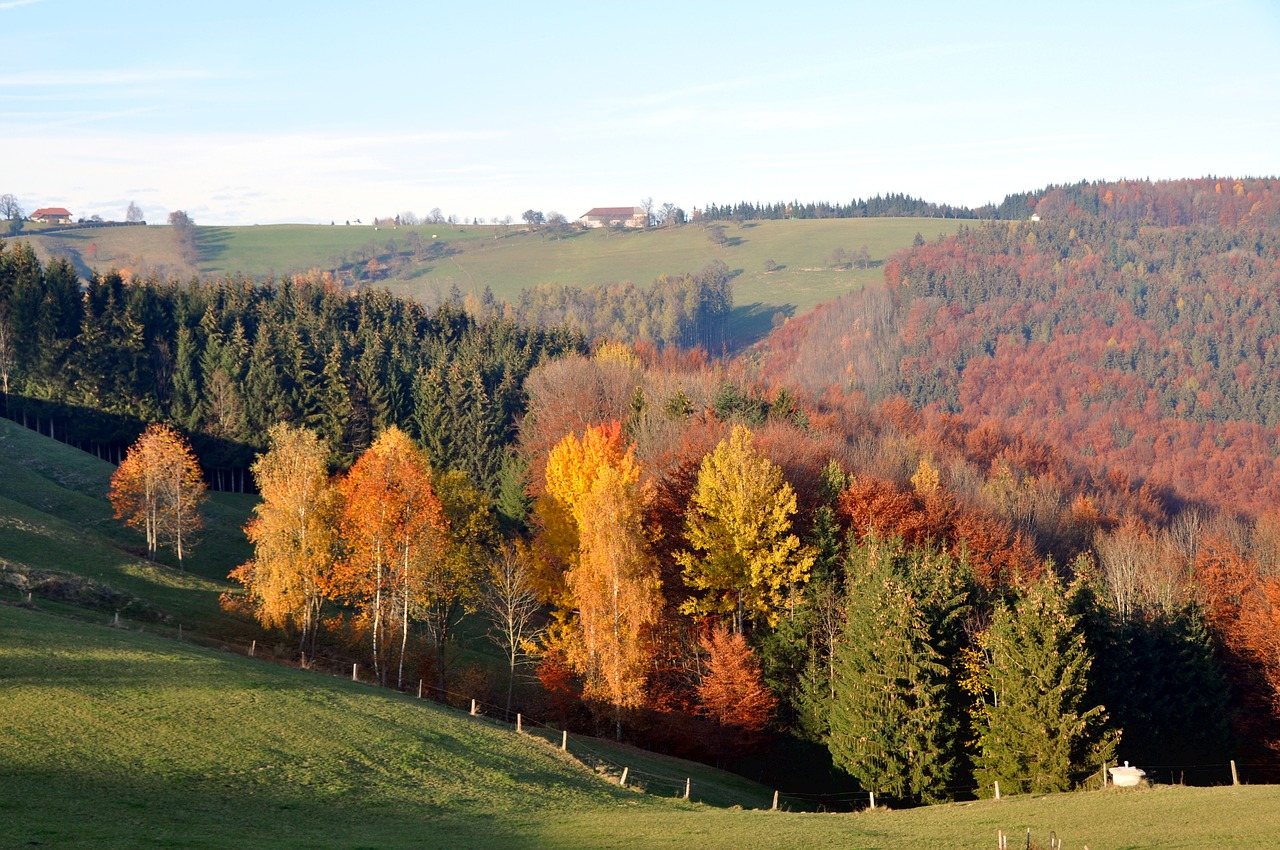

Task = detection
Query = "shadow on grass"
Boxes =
[725,302,794,351]
[195,227,234,269]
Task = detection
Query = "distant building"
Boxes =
[30,207,73,224]
[1029,213,1041,222]
[580,207,647,228]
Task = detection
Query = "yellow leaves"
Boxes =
[910,456,940,497]
[237,423,339,633]
[537,421,641,586]
[678,424,814,627]
[592,340,640,370]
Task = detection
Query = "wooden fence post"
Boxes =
[998,830,1007,850]
[620,767,628,787]
[352,663,358,681]
[516,713,522,733]
[177,624,182,641]
[684,778,690,800]
[994,781,1001,800]
[470,699,477,716]
[417,679,423,699]
[1231,760,1240,785]
[300,651,307,669]
[771,790,779,810]
[249,639,255,657]
[561,730,568,751]
[1102,761,1108,787]
[869,790,876,809]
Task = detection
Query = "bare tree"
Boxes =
[482,543,545,715]
[640,196,655,228]
[0,194,23,235]
[126,201,144,223]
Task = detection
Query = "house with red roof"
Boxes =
[30,207,73,224]
[579,206,646,228]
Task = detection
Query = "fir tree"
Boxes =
[974,569,1118,795]
[826,539,957,803]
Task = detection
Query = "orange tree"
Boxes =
[109,423,206,568]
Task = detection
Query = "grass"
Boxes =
[18,218,968,322]
[4,604,1279,849]
[0,417,254,636]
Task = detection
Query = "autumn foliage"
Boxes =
[109,423,206,567]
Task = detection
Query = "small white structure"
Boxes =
[1108,761,1146,787]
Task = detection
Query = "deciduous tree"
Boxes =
[230,423,338,655]
[566,463,662,739]
[109,423,206,567]
[697,626,776,735]
[333,427,448,688]
[678,424,814,632]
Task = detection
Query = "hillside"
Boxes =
[0,417,253,636]
[2,362,1274,849]
[4,605,1280,849]
[20,217,968,320]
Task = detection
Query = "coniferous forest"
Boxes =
[5,177,1280,803]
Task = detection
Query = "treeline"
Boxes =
[475,260,735,351]
[700,193,987,222]
[702,177,1280,228]
[0,242,584,493]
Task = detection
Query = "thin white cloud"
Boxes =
[0,0,46,10]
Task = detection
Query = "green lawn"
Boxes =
[3,605,1278,850]
[20,218,967,322]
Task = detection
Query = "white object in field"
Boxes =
[1108,761,1146,787]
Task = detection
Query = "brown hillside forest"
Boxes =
[4,177,1280,805]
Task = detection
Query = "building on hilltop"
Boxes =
[30,207,73,224]
[580,207,647,228]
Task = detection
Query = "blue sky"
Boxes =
[3,0,1278,225]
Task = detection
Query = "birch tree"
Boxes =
[109,424,206,568]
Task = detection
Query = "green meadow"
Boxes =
[21,217,968,320]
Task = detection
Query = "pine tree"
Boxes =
[973,570,1117,795]
[825,540,956,803]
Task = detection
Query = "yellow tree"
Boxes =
[678,424,814,632]
[424,470,495,694]
[231,423,339,656]
[567,464,662,739]
[109,423,206,568]
[333,427,447,688]
[534,421,639,606]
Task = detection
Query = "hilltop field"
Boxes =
[4,417,1280,850]
[20,217,968,318]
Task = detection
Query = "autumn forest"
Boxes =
[5,177,1280,805]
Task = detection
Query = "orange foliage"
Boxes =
[697,626,776,734]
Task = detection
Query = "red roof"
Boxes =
[32,207,72,218]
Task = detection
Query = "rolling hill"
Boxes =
[19,217,968,320]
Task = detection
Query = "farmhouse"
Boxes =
[30,207,73,224]
[580,207,647,228]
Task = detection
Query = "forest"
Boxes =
[4,176,1280,804]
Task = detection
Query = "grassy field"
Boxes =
[0,417,254,636]
[4,604,1279,850]
[19,218,968,321]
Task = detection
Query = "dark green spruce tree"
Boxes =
[826,538,958,803]
[974,568,1118,795]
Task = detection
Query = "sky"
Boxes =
[3,0,1278,226]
